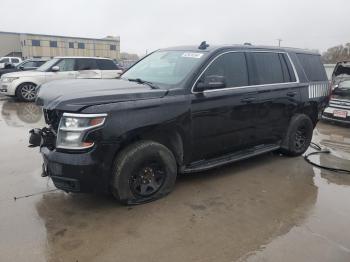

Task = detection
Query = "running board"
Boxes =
[183,144,280,173]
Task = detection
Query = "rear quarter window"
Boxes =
[296,53,327,82]
[96,59,118,70]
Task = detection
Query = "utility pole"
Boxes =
[277,38,282,47]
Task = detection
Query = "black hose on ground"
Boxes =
[304,142,350,175]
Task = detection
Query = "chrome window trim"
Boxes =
[191,50,300,94]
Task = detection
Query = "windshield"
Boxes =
[37,58,59,72]
[122,50,205,86]
[15,60,27,69]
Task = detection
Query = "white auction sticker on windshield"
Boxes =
[182,52,203,58]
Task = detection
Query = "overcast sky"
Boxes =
[1,0,348,55]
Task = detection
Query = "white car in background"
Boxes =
[0,57,123,102]
[0,57,23,69]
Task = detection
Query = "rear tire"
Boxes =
[16,83,37,102]
[111,140,177,205]
[280,114,313,156]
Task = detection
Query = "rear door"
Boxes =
[97,59,122,78]
[75,58,102,79]
[247,51,300,145]
[190,51,258,161]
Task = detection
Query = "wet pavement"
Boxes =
[0,96,350,262]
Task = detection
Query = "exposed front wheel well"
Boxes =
[116,129,185,168]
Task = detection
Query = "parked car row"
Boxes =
[0,58,48,77]
[0,56,123,101]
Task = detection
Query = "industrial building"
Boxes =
[0,31,120,60]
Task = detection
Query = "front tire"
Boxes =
[111,140,177,205]
[280,114,314,156]
[16,83,37,102]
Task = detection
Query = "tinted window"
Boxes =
[296,53,327,81]
[69,42,74,48]
[50,41,57,48]
[110,45,116,51]
[203,52,248,88]
[75,59,98,70]
[0,58,10,63]
[250,52,285,84]
[12,58,20,63]
[22,61,37,68]
[55,59,75,71]
[36,61,46,67]
[78,43,85,49]
[32,40,40,46]
[97,59,117,70]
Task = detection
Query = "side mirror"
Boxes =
[19,66,24,70]
[195,75,226,92]
[51,66,60,72]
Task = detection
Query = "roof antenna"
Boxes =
[198,41,209,50]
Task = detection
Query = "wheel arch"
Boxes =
[116,126,185,168]
[296,102,319,127]
[15,81,39,95]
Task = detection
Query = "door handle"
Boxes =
[286,91,297,97]
[240,97,257,103]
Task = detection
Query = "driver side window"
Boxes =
[203,52,249,88]
[55,59,75,71]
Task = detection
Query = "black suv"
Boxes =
[30,43,330,204]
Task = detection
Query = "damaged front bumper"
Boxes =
[29,127,119,194]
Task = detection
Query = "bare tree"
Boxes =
[322,44,350,63]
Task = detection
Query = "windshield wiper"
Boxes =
[128,78,159,89]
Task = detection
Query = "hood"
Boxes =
[36,79,168,111]
[1,70,44,78]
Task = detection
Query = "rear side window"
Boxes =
[96,59,118,70]
[249,52,285,85]
[12,58,20,63]
[35,61,46,67]
[22,61,37,68]
[75,59,98,70]
[296,54,327,81]
[204,52,248,88]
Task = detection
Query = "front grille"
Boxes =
[329,99,350,110]
[43,109,62,131]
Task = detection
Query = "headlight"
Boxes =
[2,77,19,83]
[56,113,107,149]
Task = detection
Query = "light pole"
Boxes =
[277,38,282,47]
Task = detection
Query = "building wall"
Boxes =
[0,32,120,59]
[0,32,22,57]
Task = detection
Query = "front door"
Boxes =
[190,52,258,161]
[46,58,77,82]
